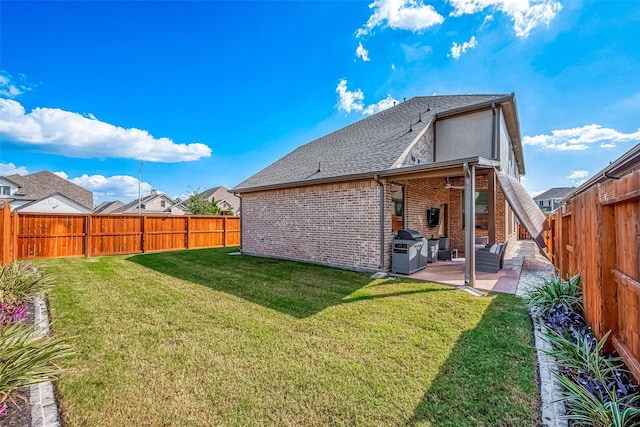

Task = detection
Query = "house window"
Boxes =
[141,204,146,209]
[392,185,405,232]
[160,200,166,208]
[462,189,489,230]
[1,186,10,196]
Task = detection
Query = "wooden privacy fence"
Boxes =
[0,203,240,265]
[546,170,640,382]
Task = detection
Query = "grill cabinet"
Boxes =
[392,229,428,274]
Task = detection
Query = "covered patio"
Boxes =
[404,248,524,294]
[383,157,547,290]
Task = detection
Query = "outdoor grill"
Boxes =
[391,229,428,274]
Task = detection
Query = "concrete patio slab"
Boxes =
[397,245,526,294]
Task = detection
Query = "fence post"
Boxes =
[12,210,19,263]
[1,201,11,266]
[185,216,191,250]
[141,215,146,253]
[600,202,617,351]
[85,215,92,257]
[223,216,228,247]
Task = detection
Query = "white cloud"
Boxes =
[356,42,371,61]
[528,189,546,198]
[356,0,444,37]
[391,63,396,70]
[69,173,153,204]
[566,170,588,180]
[336,79,364,113]
[449,35,478,59]
[449,0,562,38]
[523,124,640,151]
[363,94,399,115]
[336,80,399,116]
[0,98,212,162]
[0,71,31,98]
[0,162,29,176]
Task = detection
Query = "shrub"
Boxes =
[524,274,582,315]
[555,373,640,427]
[0,322,74,404]
[543,330,613,378]
[0,261,53,305]
[0,302,27,325]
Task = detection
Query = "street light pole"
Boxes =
[138,161,144,214]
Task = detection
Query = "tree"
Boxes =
[184,188,221,215]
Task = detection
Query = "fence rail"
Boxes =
[545,170,640,382]
[0,203,240,265]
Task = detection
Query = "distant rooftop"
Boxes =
[533,187,575,201]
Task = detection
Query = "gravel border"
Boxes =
[29,295,61,427]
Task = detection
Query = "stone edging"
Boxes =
[532,315,568,427]
[30,295,62,427]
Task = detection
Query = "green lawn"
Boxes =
[39,248,539,426]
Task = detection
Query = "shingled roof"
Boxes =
[533,187,575,201]
[234,94,520,192]
[5,171,93,210]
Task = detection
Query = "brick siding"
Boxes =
[241,179,381,270]
[242,171,518,271]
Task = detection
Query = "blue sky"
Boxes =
[1,0,639,205]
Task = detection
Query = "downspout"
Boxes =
[491,103,497,160]
[233,192,243,253]
[374,175,385,269]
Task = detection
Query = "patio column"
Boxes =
[488,170,496,245]
[464,163,476,287]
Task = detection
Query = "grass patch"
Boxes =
[40,247,539,426]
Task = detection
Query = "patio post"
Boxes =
[464,163,476,287]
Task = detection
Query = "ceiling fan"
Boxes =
[444,177,465,190]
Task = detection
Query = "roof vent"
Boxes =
[419,112,423,122]
[409,123,413,132]
[427,103,431,112]
[317,162,321,173]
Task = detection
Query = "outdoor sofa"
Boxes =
[475,242,507,273]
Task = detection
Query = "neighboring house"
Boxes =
[113,189,186,215]
[0,170,93,213]
[533,187,574,212]
[233,94,545,284]
[94,200,125,214]
[198,186,240,215]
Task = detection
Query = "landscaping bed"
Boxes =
[525,275,640,426]
[38,247,540,426]
[1,262,72,426]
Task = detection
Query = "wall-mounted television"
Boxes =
[427,207,440,227]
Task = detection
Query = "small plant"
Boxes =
[0,322,74,404]
[0,261,53,304]
[540,303,589,340]
[524,274,582,315]
[0,302,27,325]
[543,330,614,378]
[555,373,640,427]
